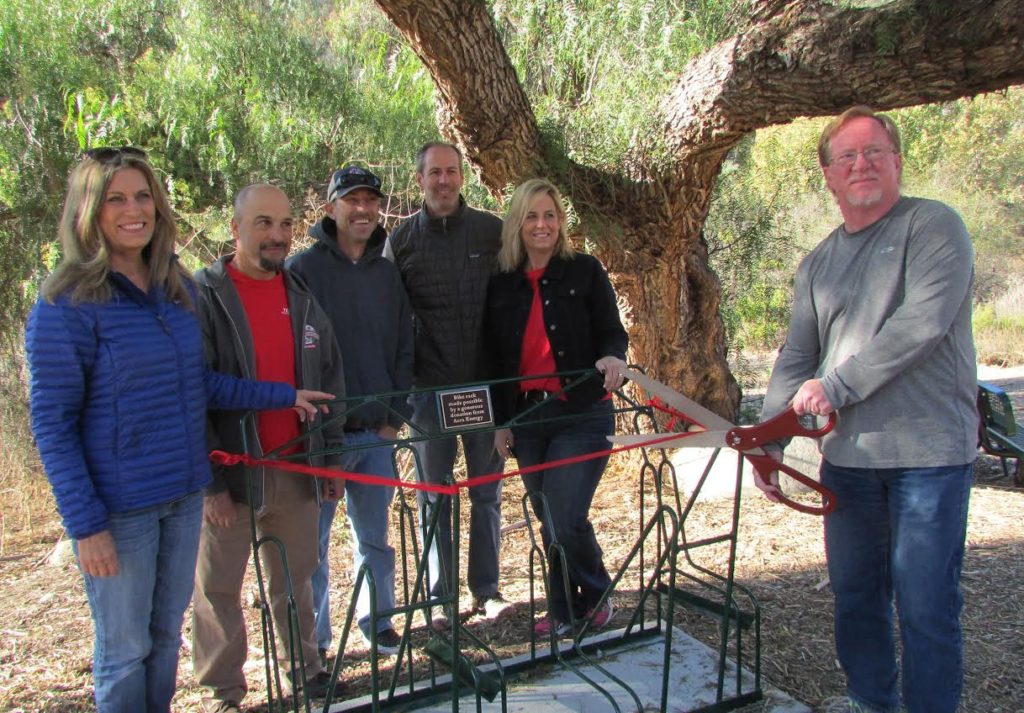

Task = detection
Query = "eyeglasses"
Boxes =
[828,146,896,168]
[82,146,148,163]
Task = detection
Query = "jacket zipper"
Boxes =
[211,284,268,512]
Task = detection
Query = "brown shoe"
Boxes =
[303,671,347,700]
[201,699,241,713]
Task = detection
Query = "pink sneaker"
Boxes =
[533,616,572,637]
[585,600,614,629]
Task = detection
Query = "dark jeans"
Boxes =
[410,392,504,599]
[513,398,614,622]
[821,460,973,713]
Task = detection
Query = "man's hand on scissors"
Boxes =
[752,444,784,503]
[791,379,834,417]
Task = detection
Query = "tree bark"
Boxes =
[375,0,1024,419]
[662,0,1024,160]
[371,0,545,188]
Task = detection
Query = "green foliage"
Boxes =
[493,0,744,168]
[708,136,802,350]
[707,88,1024,356]
[973,283,1024,366]
[0,0,445,331]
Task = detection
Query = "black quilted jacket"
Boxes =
[385,197,502,388]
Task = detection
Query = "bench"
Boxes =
[977,381,1024,486]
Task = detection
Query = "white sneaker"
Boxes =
[428,609,450,632]
[473,593,512,619]
[821,696,870,713]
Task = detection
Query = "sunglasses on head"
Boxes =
[333,169,382,190]
[82,146,148,163]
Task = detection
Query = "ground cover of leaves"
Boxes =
[2,374,1021,713]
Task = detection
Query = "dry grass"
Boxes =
[1,460,1022,712]
[975,283,1024,367]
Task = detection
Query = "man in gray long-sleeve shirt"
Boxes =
[760,106,977,713]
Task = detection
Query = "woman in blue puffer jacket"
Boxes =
[25,148,331,713]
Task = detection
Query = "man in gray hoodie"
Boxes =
[288,166,414,658]
[760,107,976,713]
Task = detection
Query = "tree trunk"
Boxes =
[375,0,1024,419]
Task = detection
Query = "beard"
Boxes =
[258,255,285,272]
[258,241,289,272]
[844,186,883,208]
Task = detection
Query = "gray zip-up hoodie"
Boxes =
[288,220,414,431]
[195,256,347,507]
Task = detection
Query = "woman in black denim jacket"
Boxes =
[484,178,628,637]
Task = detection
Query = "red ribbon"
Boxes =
[209,399,752,495]
[208,440,648,495]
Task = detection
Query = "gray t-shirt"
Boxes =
[762,196,978,468]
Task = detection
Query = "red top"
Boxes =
[518,267,562,394]
[227,261,301,453]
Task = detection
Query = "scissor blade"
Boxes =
[608,431,728,449]
[624,368,736,431]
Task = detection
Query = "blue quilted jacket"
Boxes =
[26,273,295,539]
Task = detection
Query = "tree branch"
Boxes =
[663,0,1024,161]
[373,0,546,191]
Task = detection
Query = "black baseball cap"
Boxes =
[327,166,384,202]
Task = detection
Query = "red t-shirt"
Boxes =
[226,261,301,453]
[518,267,562,394]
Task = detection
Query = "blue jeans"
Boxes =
[821,460,973,713]
[313,430,397,648]
[76,490,203,713]
[410,392,504,599]
[513,399,614,623]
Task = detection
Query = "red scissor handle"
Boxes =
[730,408,838,516]
[744,453,837,516]
[724,408,837,451]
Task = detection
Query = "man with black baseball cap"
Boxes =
[288,165,414,657]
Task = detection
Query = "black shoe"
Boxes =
[318,647,329,669]
[304,671,346,700]
[363,627,402,655]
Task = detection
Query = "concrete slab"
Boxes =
[330,625,809,713]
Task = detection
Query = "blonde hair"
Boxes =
[498,178,575,272]
[818,105,902,167]
[41,152,192,307]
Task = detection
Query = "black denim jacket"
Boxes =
[483,252,628,424]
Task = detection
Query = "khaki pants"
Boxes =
[192,468,321,704]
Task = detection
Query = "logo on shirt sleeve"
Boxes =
[303,324,320,350]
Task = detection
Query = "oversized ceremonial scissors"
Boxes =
[609,368,838,515]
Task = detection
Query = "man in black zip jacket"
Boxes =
[384,142,508,623]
